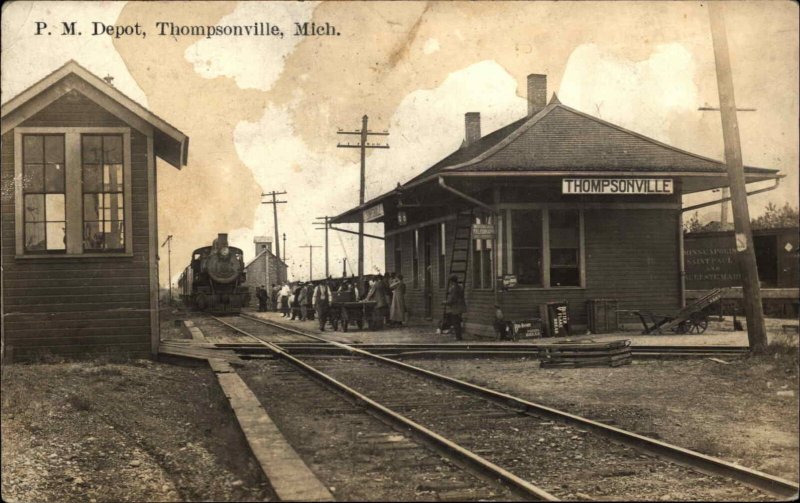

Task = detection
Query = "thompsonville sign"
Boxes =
[562,178,673,195]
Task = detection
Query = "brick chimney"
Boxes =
[527,74,547,117]
[464,112,481,146]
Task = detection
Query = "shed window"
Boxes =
[22,135,66,252]
[82,135,125,251]
[15,127,132,257]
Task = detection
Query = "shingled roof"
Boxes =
[331,94,779,224]
[417,95,776,178]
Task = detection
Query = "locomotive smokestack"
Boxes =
[216,233,229,248]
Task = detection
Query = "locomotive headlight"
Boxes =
[220,246,230,257]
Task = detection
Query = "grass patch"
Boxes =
[65,393,93,412]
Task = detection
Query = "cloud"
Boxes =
[559,43,700,144]
[423,38,440,55]
[368,60,527,197]
[0,1,148,105]
[184,1,318,91]
[227,60,528,279]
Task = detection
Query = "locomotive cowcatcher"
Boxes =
[179,233,250,313]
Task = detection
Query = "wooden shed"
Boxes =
[331,74,780,336]
[1,60,188,360]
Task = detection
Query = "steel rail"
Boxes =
[239,314,799,499]
[211,315,557,501]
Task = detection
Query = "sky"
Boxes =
[2,1,797,286]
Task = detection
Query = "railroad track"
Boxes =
[199,314,797,501]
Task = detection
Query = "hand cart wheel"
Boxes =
[688,313,709,334]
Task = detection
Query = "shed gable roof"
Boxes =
[1,60,188,168]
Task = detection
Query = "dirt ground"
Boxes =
[405,348,800,484]
[1,309,274,503]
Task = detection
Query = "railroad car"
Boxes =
[684,227,799,318]
[179,233,250,313]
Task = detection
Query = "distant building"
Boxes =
[244,237,288,293]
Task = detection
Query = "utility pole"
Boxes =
[342,258,347,278]
[261,190,287,264]
[160,235,173,305]
[699,106,754,231]
[299,245,322,281]
[282,233,287,281]
[314,216,330,278]
[708,2,767,353]
[336,115,389,286]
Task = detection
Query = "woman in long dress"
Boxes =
[389,274,406,326]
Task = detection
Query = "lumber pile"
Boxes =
[538,339,632,368]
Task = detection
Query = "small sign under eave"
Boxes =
[562,178,674,195]
[472,223,496,239]
[363,203,385,222]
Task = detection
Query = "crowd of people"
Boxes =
[253,272,467,338]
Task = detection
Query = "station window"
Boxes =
[438,222,446,288]
[394,237,402,277]
[549,209,580,287]
[412,230,419,289]
[472,215,494,289]
[506,208,583,288]
[82,135,125,251]
[510,209,543,286]
[14,127,132,257]
[22,135,66,253]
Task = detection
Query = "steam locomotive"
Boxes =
[178,233,250,313]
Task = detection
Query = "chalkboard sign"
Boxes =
[511,319,542,339]
[546,301,570,337]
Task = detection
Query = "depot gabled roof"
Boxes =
[1,60,188,168]
[332,94,779,223]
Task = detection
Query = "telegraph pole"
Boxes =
[261,190,287,264]
[336,115,389,285]
[160,235,173,304]
[708,2,767,353]
[299,245,322,281]
[314,216,330,278]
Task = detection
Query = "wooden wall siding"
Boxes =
[244,253,287,290]
[1,91,152,358]
[385,222,456,320]
[393,208,680,333]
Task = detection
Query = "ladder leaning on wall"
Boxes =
[439,208,473,332]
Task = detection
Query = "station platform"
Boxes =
[244,309,795,347]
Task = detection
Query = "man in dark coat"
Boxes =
[313,280,334,331]
[256,285,268,312]
[444,275,467,340]
[366,274,389,330]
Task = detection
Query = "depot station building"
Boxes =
[331,74,780,336]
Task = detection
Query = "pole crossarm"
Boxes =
[335,115,390,284]
[262,190,288,265]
